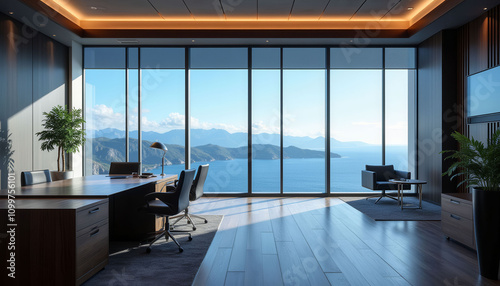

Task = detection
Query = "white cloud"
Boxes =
[87,104,125,130]
[87,104,247,133]
[252,121,279,135]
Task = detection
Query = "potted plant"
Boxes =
[442,129,500,280]
[36,105,85,181]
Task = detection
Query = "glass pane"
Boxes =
[252,70,280,193]
[84,48,126,69]
[283,70,326,193]
[283,48,325,69]
[330,70,382,192]
[190,69,248,193]
[190,48,247,69]
[141,69,186,175]
[331,48,383,69]
[84,69,126,174]
[385,48,416,69]
[128,48,138,69]
[252,48,281,69]
[128,69,139,162]
[140,48,185,69]
[385,70,415,187]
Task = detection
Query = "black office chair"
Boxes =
[109,162,141,175]
[170,164,209,231]
[21,170,52,186]
[361,165,411,204]
[143,169,196,253]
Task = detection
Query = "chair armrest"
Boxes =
[394,170,411,180]
[157,182,177,193]
[362,170,376,190]
[144,192,176,205]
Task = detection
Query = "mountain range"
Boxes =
[89,137,341,174]
[89,128,369,149]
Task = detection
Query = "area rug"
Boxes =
[341,197,441,221]
[84,215,223,286]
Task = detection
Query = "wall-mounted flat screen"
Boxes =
[468,65,500,117]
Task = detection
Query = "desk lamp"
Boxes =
[150,142,168,176]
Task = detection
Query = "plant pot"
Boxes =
[50,171,74,182]
[473,187,500,280]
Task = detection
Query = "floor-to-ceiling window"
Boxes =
[384,48,417,173]
[83,46,416,194]
[283,48,326,193]
[330,48,383,192]
[251,48,281,193]
[189,48,248,193]
[140,48,186,176]
[84,48,127,175]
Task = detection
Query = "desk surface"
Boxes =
[0,198,106,209]
[0,174,177,198]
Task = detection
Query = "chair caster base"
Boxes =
[179,247,184,253]
[146,247,151,254]
[188,236,193,241]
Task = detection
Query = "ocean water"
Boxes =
[149,146,410,194]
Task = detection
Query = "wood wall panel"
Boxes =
[488,7,500,68]
[0,12,68,187]
[0,13,34,189]
[32,33,68,171]
[450,4,500,195]
[468,13,489,75]
[417,32,444,203]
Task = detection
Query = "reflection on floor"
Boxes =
[190,197,495,286]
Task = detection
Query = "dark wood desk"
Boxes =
[0,175,177,240]
[0,199,109,286]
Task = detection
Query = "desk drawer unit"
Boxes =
[0,198,109,286]
[76,202,109,231]
[441,193,475,250]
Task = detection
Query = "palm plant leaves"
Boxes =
[442,130,500,191]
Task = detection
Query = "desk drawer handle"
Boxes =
[450,214,461,220]
[450,200,460,205]
[90,229,100,237]
[89,207,100,214]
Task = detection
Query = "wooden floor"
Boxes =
[189,197,499,286]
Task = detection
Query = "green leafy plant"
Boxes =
[36,105,85,172]
[441,129,500,191]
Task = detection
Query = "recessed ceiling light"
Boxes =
[407,7,414,11]
[90,6,98,10]
[484,7,488,10]
[9,12,14,15]
[52,34,56,37]
[192,40,195,43]
[265,40,269,43]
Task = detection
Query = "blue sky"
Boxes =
[85,68,410,145]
